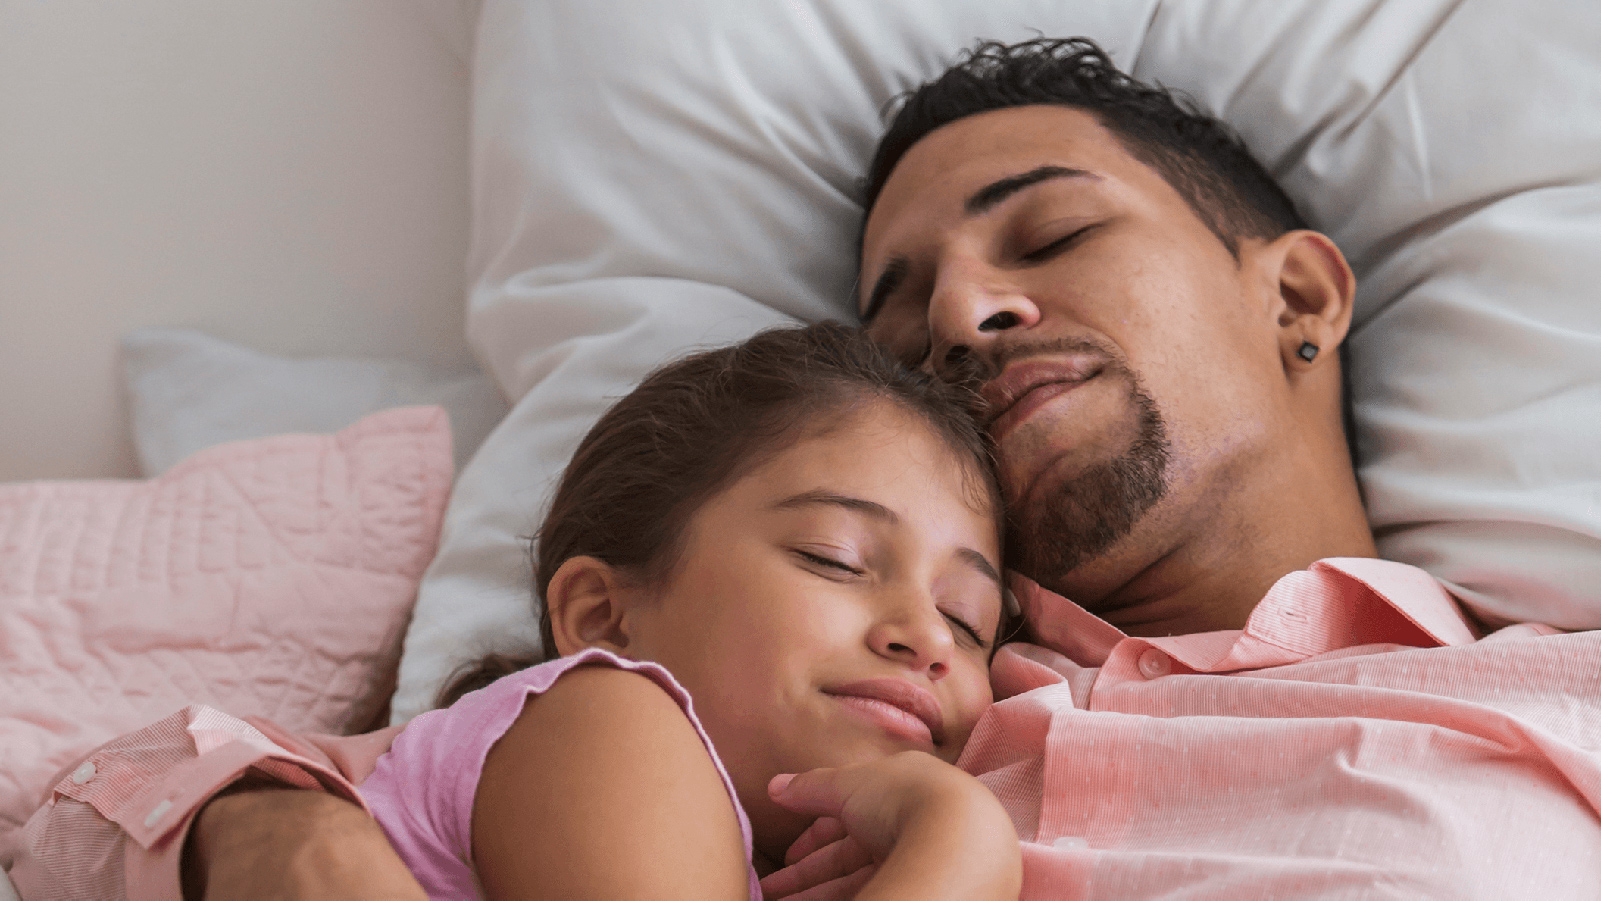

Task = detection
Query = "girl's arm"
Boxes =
[470,665,750,900]
[761,751,1021,901]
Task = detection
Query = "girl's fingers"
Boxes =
[758,837,875,899]
[766,768,850,817]
[767,864,877,901]
[784,816,847,866]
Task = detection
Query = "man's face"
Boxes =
[859,105,1291,608]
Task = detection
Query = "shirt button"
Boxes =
[71,761,97,784]
[1137,649,1171,679]
[144,799,173,828]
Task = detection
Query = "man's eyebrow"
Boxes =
[773,490,898,523]
[964,165,1097,216]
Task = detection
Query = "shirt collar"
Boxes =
[1011,557,1480,672]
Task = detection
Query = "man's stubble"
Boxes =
[1003,373,1171,594]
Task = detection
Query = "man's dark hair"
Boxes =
[863,37,1308,256]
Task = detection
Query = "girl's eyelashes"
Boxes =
[794,548,864,578]
[791,546,995,648]
[943,611,986,649]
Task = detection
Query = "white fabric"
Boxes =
[392,0,1601,720]
[123,328,507,476]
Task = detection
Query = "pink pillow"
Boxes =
[0,407,452,864]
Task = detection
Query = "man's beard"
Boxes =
[1004,379,1171,591]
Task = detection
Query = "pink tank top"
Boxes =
[359,647,761,899]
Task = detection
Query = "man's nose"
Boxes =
[925,262,1041,376]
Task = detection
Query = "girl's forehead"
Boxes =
[733,408,999,541]
[810,399,999,513]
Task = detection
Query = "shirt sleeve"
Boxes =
[8,705,394,901]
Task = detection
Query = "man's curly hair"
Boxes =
[863,37,1307,257]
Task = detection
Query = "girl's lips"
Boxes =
[823,678,946,747]
[830,695,935,746]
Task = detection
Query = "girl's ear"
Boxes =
[545,555,637,657]
[1259,229,1356,375]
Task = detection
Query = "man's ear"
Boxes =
[1262,230,1356,372]
[545,555,637,658]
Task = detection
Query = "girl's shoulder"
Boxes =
[504,650,712,752]
[472,650,759,899]
[408,648,694,752]
[484,647,692,709]
[363,648,758,899]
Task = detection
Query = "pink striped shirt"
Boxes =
[966,557,1601,898]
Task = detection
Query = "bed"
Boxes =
[4,0,1600,895]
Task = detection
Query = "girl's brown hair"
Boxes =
[437,322,1000,707]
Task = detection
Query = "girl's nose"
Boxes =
[866,602,956,680]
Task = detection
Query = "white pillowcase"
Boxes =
[123,328,507,476]
[392,0,1601,720]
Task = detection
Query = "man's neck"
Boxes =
[1047,433,1378,637]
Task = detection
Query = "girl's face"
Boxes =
[621,400,1004,858]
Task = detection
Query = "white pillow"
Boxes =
[123,328,507,476]
[392,0,1601,720]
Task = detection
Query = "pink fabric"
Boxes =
[963,557,1599,898]
[359,647,761,900]
[0,406,453,867]
[15,558,1600,899]
[9,650,760,900]
[8,704,403,901]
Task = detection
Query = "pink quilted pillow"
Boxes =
[0,407,452,864]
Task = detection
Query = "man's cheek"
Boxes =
[864,316,928,367]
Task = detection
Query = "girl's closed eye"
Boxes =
[793,548,864,579]
[942,610,986,649]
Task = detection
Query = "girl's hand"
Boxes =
[759,816,875,899]
[760,816,875,900]
[759,751,1020,901]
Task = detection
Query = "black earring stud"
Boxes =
[1297,341,1320,363]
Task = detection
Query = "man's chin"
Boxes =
[1004,388,1172,589]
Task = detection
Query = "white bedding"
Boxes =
[393,0,1601,720]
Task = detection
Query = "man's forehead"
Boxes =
[859,106,1130,286]
[876,107,1120,203]
[862,107,1127,247]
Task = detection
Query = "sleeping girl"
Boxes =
[357,322,1022,899]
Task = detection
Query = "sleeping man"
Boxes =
[17,37,1601,900]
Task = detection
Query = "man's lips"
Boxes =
[823,679,946,747]
[982,357,1105,440]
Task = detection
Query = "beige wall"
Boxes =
[0,0,478,481]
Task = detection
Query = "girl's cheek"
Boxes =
[958,667,995,723]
